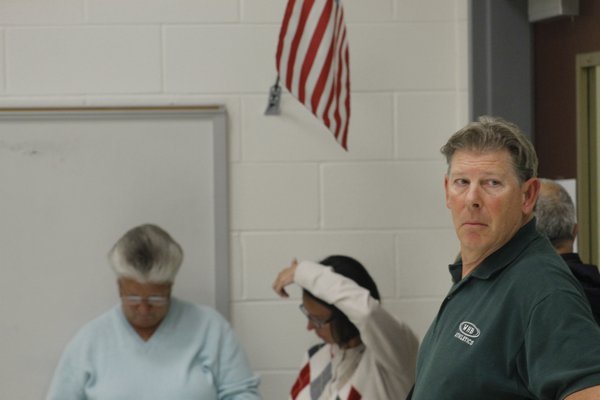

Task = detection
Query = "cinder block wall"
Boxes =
[0,1,467,398]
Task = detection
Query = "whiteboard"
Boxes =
[0,106,229,400]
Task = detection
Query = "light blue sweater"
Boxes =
[46,298,261,400]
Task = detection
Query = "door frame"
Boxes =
[576,52,600,264]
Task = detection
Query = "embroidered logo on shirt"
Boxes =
[454,321,480,346]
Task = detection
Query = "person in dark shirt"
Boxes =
[536,178,600,324]
[409,116,600,400]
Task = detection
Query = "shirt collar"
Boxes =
[448,218,540,283]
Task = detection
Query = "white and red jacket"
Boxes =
[289,261,419,400]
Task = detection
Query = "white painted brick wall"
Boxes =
[321,161,450,229]
[6,27,162,94]
[87,0,239,23]
[0,0,84,25]
[395,229,460,297]
[231,163,320,230]
[0,0,469,398]
[395,0,461,21]
[164,25,278,93]
[241,232,397,300]
[243,93,395,160]
[395,92,461,159]
[0,30,4,93]
[352,23,458,91]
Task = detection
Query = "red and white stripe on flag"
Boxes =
[276,0,351,150]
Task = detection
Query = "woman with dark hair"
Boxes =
[273,255,419,400]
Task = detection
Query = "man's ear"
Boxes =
[573,222,579,240]
[444,175,450,208]
[522,178,540,214]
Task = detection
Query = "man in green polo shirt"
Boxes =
[409,116,600,400]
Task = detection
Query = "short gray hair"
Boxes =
[440,116,538,183]
[536,179,576,246]
[108,224,183,283]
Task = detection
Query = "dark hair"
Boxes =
[303,255,380,346]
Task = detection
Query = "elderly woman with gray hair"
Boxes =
[47,224,260,400]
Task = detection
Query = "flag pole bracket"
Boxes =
[264,76,282,116]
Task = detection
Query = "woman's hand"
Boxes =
[272,259,298,298]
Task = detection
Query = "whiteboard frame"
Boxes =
[0,105,231,319]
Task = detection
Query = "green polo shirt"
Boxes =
[411,219,600,400]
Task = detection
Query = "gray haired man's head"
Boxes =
[536,179,577,248]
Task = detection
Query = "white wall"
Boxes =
[0,0,468,398]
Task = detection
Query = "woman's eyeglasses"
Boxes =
[121,295,170,307]
[299,304,334,329]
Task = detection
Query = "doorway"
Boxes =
[576,51,600,264]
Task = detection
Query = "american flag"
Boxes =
[270,0,351,150]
